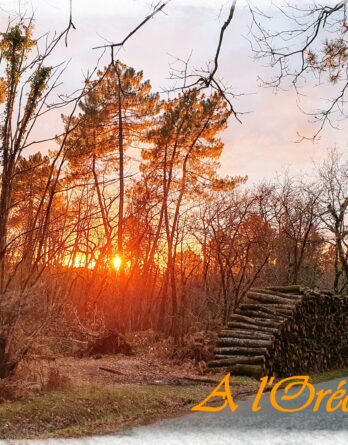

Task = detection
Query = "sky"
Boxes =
[1,0,347,184]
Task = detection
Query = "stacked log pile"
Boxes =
[209,286,348,377]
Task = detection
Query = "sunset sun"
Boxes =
[112,254,122,271]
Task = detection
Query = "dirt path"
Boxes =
[55,353,242,386]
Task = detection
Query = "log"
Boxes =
[254,289,302,299]
[209,355,265,367]
[219,329,273,340]
[239,303,293,316]
[99,366,124,375]
[229,314,281,328]
[253,285,302,294]
[209,287,348,378]
[247,291,296,305]
[217,337,272,348]
[179,376,221,384]
[235,309,287,321]
[227,321,279,334]
[214,347,269,356]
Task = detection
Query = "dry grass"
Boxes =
[0,354,346,440]
[0,359,71,401]
[310,368,348,383]
[0,384,210,440]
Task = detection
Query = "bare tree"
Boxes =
[269,176,320,285]
[316,150,348,292]
[250,1,348,139]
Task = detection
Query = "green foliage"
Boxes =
[0,24,35,85]
[28,66,52,105]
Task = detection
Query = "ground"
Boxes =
[56,353,216,386]
[0,349,347,440]
[0,350,259,440]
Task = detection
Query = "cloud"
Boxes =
[1,0,346,185]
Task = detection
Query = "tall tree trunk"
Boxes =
[115,62,124,257]
[92,152,112,256]
[0,170,12,293]
[0,45,18,293]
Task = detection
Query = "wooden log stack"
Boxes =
[209,286,348,378]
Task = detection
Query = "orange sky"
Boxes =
[1,0,347,183]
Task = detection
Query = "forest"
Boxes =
[0,2,348,437]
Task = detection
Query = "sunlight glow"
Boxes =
[62,253,96,269]
[112,254,122,271]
